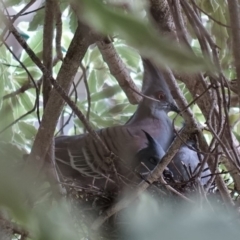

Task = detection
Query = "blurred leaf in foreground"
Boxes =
[77,0,214,73]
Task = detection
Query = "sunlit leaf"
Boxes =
[201,0,219,14]
[90,84,122,102]
[28,6,45,31]
[87,69,97,93]
[18,121,37,140]
[69,9,78,33]
[115,43,141,69]
[21,30,44,66]
[0,99,15,141]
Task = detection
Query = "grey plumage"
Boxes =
[55,129,166,191]
[125,58,178,151]
[168,141,210,185]
[127,58,210,186]
[55,58,178,189]
[141,59,179,113]
[134,130,165,173]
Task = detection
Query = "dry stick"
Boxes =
[97,40,141,104]
[193,3,240,170]
[159,176,194,203]
[181,0,216,48]
[91,128,192,231]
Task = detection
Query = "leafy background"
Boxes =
[0,0,240,239]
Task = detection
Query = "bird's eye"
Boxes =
[149,157,157,165]
[156,91,165,100]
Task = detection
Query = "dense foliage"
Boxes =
[0,0,240,239]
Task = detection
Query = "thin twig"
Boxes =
[80,63,91,122]
[0,41,40,134]
[3,79,42,100]
[191,1,232,29]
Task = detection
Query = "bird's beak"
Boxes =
[170,103,180,113]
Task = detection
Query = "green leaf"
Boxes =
[79,0,213,72]
[115,43,141,69]
[90,84,122,102]
[96,68,110,90]
[59,0,69,12]
[88,69,97,93]
[0,141,27,163]
[21,30,44,66]
[104,103,127,115]
[28,6,45,31]
[4,0,25,7]
[0,65,6,99]
[89,46,101,64]
[0,99,15,141]
[211,8,229,49]
[233,131,240,143]
[19,92,34,112]
[201,0,219,14]
[69,10,78,33]
[18,121,37,140]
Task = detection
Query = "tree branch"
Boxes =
[97,40,141,104]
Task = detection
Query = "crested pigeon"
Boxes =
[55,58,177,190]
[125,58,179,151]
[168,140,210,186]
[55,130,165,191]
[133,58,210,186]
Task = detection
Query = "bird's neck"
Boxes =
[126,102,167,124]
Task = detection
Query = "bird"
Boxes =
[126,58,210,186]
[167,140,210,186]
[55,130,165,192]
[55,58,178,191]
[133,130,165,174]
[125,58,179,151]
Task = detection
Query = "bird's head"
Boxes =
[134,130,165,173]
[142,58,179,113]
